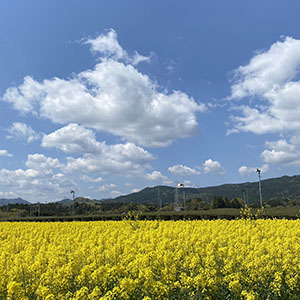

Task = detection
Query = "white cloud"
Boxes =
[227,106,283,135]
[228,37,300,169]
[0,154,75,202]
[80,175,103,183]
[42,123,100,153]
[238,164,269,176]
[85,29,127,60]
[25,154,62,173]
[3,30,205,148]
[181,180,196,188]
[96,181,121,198]
[85,29,151,66]
[64,142,153,176]
[131,52,151,66]
[145,171,172,184]
[202,159,225,175]
[2,76,43,114]
[238,166,253,176]
[240,137,300,172]
[229,37,300,136]
[7,122,40,143]
[43,124,154,176]
[0,149,13,157]
[111,190,122,198]
[0,191,18,198]
[261,139,300,165]
[168,164,200,176]
[99,183,117,191]
[230,37,300,100]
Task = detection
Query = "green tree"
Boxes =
[211,196,230,209]
[230,198,243,209]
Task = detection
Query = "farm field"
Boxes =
[1,219,300,299]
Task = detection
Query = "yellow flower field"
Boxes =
[0,219,300,300]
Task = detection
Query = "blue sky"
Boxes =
[1,0,300,202]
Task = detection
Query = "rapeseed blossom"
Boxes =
[0,219,299,299]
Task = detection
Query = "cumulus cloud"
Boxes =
[99,183,117,191]
[0,168,75,200]
[64,148,152,176]
[168,164,200,176]
[229,37,300,137]
[7,122,40,143]
[26,153,61,169]
[261,139,300,165]
[202,159,225,175]
[64,142,153,176]
[80,175,103,183]
[145,171,172,184]
[227,106,283,135]
[230,37,300,99]
[42,123,100,153]
[43,124,154,176]
[0,149,13,157]
[0,154,75,202]
[239,138,300,171]
[2,76,43,114]
[238,164,269,176]
[3,30,205,148]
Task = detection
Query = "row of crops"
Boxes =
[1,219,300,299]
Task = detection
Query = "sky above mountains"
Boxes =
[1,0,300,202]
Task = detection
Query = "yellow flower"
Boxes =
[1,219,300,299]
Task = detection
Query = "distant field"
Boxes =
[1,219,300,299]
[1,206,299,222]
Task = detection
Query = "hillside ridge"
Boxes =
[108,174,300,206]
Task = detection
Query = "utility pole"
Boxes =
[175,182,185,211]
[256,169,263,208]
[157,185,162,210]
[242,186,249,206]
[70,190,75,216]
[179,183,186,211]
[242,189,246,206]
[174,182,179,211]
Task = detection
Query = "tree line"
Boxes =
[0,195,297,219]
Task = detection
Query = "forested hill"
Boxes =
[2,175,300,207]
[109,175,300,206]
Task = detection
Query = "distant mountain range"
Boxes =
[0,198,31,206]
[108,175,300,206]
[2,175,300,207]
